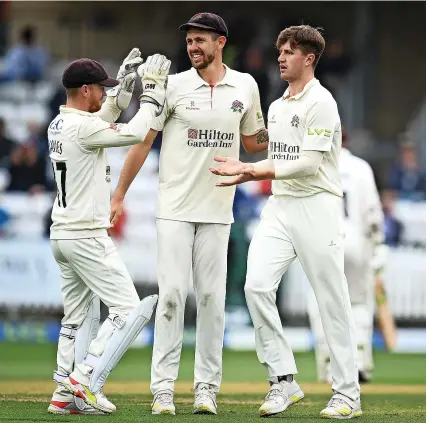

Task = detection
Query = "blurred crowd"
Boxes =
[0,25,425,252]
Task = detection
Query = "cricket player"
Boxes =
[308,130,386,384]
[47,51,171,415]
[110,13,267,415]
[210,26,362,419]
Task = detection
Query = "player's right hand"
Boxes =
[110,195,124,227]
[138,54,171,116]
[107,47,143,110]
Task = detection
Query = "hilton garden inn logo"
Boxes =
[187,128,235,148]
[269,142,300,160]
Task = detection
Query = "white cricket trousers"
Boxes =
[151,218,231,395]
[308,226,375,379]
[51,237,140,382]
[245,193,360,401]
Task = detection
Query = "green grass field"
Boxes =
[0,343,425,422]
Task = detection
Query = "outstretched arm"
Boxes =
[241,129,269,153]
[210,151,323,187]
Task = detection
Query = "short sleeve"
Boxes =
[303,101,339,152]
[240,77,266,136]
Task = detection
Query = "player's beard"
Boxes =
[88,95,103,113]
[191,51,215,70]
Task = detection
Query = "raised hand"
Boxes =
[138,54,171,116]
[107,48,143,110]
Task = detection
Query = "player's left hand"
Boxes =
[107,47,144,110]
[210,157,254,187]
[209,156,247,176]
[215,173,253,187]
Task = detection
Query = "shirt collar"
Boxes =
[59,105,93,117]
[283,78,319,101]
[189,64,237,90]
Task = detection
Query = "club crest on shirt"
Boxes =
[291,115,300,127]
[231,100,244,113]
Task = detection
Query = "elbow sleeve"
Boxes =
[274,150,323,180]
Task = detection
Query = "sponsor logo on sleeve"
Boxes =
[308,128,332,137]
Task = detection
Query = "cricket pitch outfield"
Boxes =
[0,344,425,422]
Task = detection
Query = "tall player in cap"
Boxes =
[307,129,386,384]
[47,51,171,415]
[210,26,362,419]
[110,13,267,415]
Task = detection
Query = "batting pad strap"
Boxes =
[107,313,126,329]
[83,353,100,368]
[59,326,77,339]
[89,295,158,393]
[53,371,68,384]
[75,296,100,364]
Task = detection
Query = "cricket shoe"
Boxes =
[193,383,217,415]
[61,376,116,414]
[152,390,176,415]
[259,378,304,417]
[47,397,107,415]
[320,394,362,419]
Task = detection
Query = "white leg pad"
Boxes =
[53,298,100,384]
[85,295,158,393]
[75,296,100,364]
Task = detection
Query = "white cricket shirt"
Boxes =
[340,148,384,244]
[49,104,155,239]
[151,65,265,224]
[268,78,342,197]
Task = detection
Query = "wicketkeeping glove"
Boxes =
[107,47,143,110]
[138,54,171,116]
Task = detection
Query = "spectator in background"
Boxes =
[0,26,48,83]
[241,46,270,115]
[388,140,426,202]
[316,38,351,104]
[0,206,10,237]
[27,120,49,156]
[6,141,47,193]
[48,85,67,122]
[381,190,403,247]
[0,117,16,167]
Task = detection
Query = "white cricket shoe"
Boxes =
[47,397,107,415]
[151,390,176,415]
[61,376,116,414]
[320,394,362,419]
[193,383,217,415]
[259,379,304,417]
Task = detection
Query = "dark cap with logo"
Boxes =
[62,58,119,89]
[179,13,228,37]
